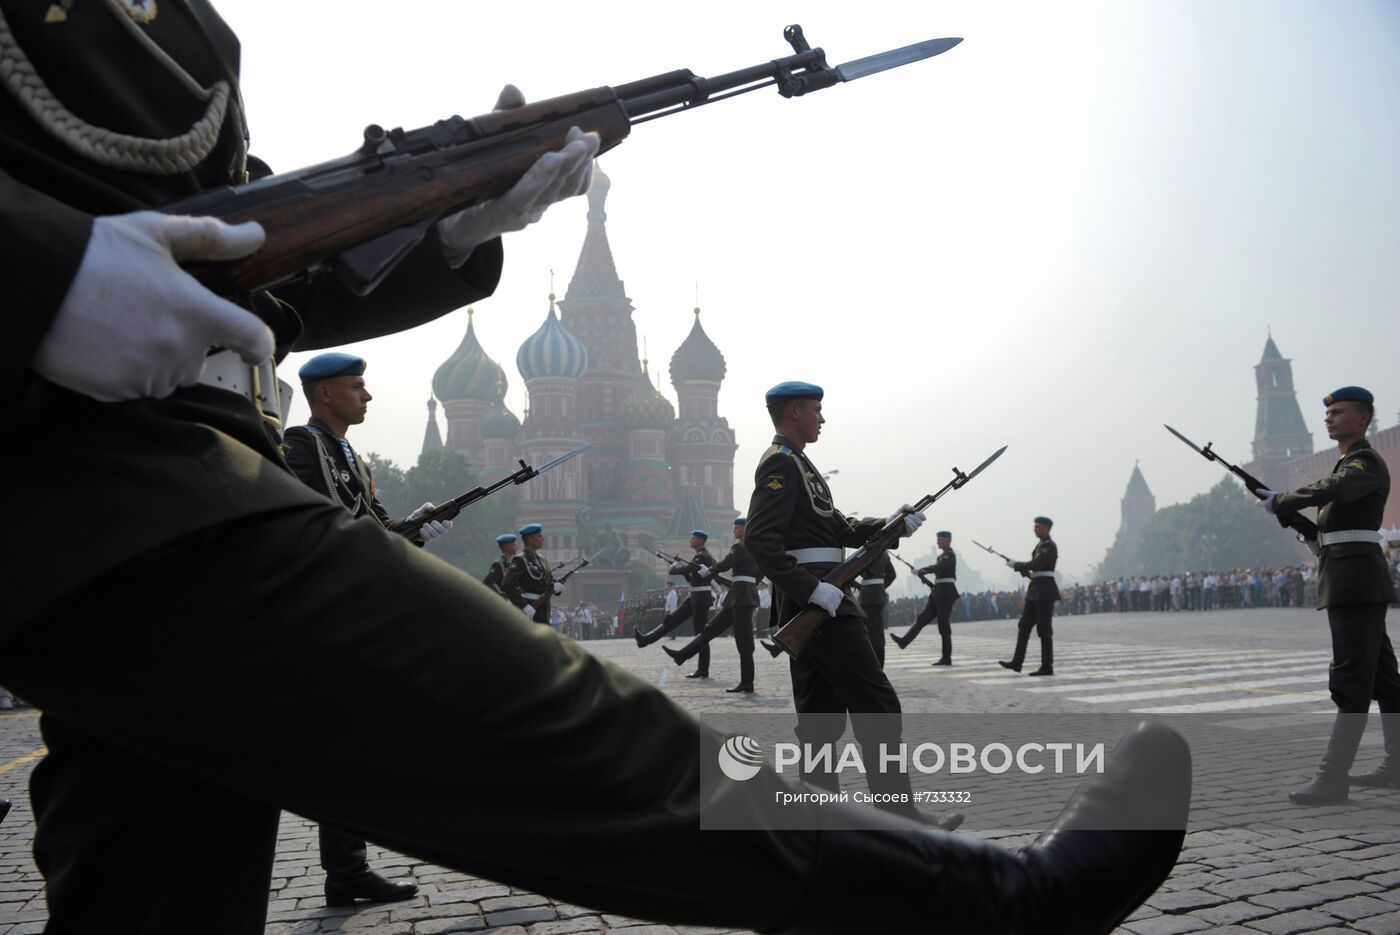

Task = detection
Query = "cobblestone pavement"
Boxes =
[5,607,1400,933]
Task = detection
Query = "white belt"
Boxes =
[1320,530,1385,547]
[730,576,758,584]
[934,577,956,584]
[859,578,885,587]
[688,586,713,593]
[1031,571,1057,578]
[198,349,292,429]
[521,592,544,600]
[787,548,844,564]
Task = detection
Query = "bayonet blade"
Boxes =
[960,445,1008,485]
[529,441,594,478]
[835,37,962,82]
[1163,424,1214,461]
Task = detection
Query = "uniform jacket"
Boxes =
[502,551,556,611]
[1275,440,1397,609]
[282,418,392,526]
[483,557,509,595]
[0,0,502,629]
[1014,538,1061,602]
[670,550,717,604]
[709,541,763,609]
[857,553,896,608]
[745,435,884,618]
[918,549,961,602]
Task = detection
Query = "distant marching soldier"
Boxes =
[855,540,896,669]
[999,517,1061,676]
[636,531,718,679]
[662,518,764,692]
[1258,386,1400,805]
[893,530,960,665]
[503,523,562,624]
[484,533,518,596]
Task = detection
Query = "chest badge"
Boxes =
[116,0,158,23]
[765,476,784,491]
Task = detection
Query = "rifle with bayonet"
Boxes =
[1164,425,1319,545]
[773,446,1007,658]
[389,442,591,537]
[653,549,732,589]
[893,553,936,591]
[971,539,1022,577]
[166,26,962,298]
[554,548,605,585]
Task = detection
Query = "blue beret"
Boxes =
[518,523,543,536]
[733,517,747,526]
[765,381,823,406]
[298,352,366,383]
[1323,386,1373,406]
[1034,516,1054,527]
[495,533,517,545]
[937,530,952,538]
[690,529,709,540]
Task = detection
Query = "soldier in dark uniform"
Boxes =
[1000,517,1061,676]
[1258,387,1400,805]
[484,533,518,596]
[502,523,562,623]
[892,531,960,665]
[662,518,764,692]
[283,353,454,906]
[0,7,1197,931]
[855,542,896,668]
[744,381,947,822]
[637,531,718,678]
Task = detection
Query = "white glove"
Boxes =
[1005,559,1017,569]
[407,502,453,541]
[698,564,712,578]
[553,582,565,595]
[522,604,536,617]
[808,581,844,616]
[1257,488,1278,514]
[437,86,599,265]
[888,504,926,537]
[33,212,273,401]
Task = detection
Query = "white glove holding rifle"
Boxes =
[406,502,452,541]
[1256,488,1278,514]
[887,503,926,537]
[437,85,599,266]
[33,212,273,402]
[807,582,844,617]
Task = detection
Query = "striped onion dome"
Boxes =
[669,307,726,384]
[432,309,507,402]
[517,298,588,381]
[621,364,675,431]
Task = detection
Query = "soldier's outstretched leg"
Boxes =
[1,505,1191,934]
[636,602,694,648]
[892,598,936,650]
[663,607,734,668]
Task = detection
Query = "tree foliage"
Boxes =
[1099,477,1306,578]
[364,449,520,577]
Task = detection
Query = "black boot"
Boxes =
[998,660,1022,673]
[891,634,910,651]
[761,640,784,658]
[933,658,952,666]
[1028,668,1054,677]
[686,670,709,679]
[0,799,9,825]
[726,683,754,693]
[325,869,419,907]
[788,721,1190,935]
[1351,713,1400,789]
[1291,712,1366,806]
[634,626,651,648]
[662,645,687,666]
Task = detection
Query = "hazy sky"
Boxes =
[225,1,1400,593]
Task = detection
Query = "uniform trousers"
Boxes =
[859,603,887,668]
[642,594,714,673]
[0,508,821,934]
[1327,605,1400,714]
[780,587,917,820]
[1010,599,1055,671]
[671,605,757,686]
[901,596,956,661]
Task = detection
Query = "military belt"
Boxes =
[688,586,713,593]
[934,577,956,584]
[730,575,758,584]
[198,349,292,431]
[858,579,885,587]
[1319,530,1385,547]
[787,548,844,564]
[521,591,545,600]
[1030,571,1057,578]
